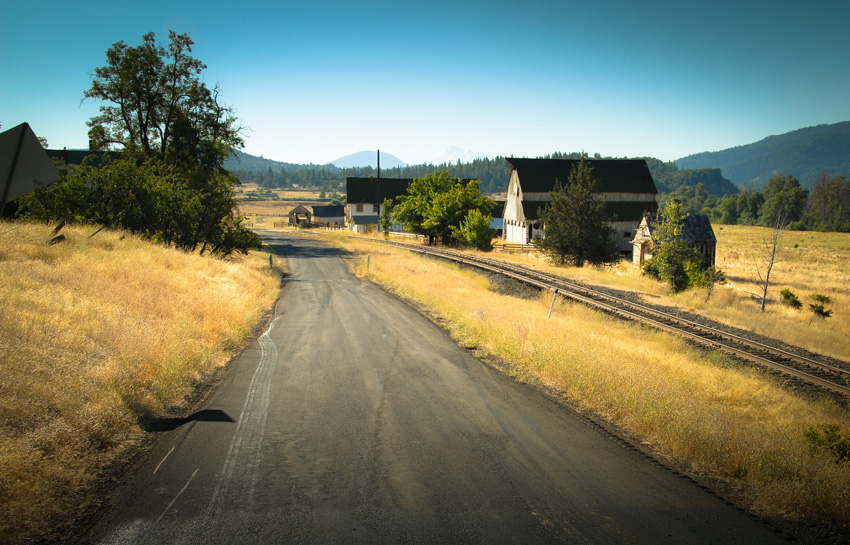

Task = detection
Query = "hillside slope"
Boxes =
[676,121,850,190]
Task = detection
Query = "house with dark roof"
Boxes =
[503,158,658,252]
[346,177,412,232]
[631,212,717,268]
[311,205,345,228]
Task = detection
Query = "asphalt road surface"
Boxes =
[87,232,790,544]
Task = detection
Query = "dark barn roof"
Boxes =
[679,213,717,243]
[312,205,345,217]
[506,158,658,194]
[607,201,659,222]
[350,215,380,225]
[346,177,413,204]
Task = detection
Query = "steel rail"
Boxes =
[371,238,850,397]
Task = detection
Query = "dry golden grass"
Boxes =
[328,233,850,525]
[0,221,280,544]
[456,226,850,362]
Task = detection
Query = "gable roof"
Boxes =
[288,204,311,216]
[506,158,657,194]
[311,205,345,217]
[346,177,413,204]
[645,212,717,243]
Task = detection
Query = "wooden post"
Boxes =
[547,289,558,320]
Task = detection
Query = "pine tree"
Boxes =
[537,155,619,267]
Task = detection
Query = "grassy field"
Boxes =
[235,185,327,229]
[324,227,850,526]
[487,225,849,362]
[0,221,281,544]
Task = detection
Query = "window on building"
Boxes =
[623,231,631,238]
[356,203,363,212]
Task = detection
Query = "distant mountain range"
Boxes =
[327,146,489,168]
[675,121,850,191]
[329,151,406,169]
[428,146,490,165]
[227,122,850,195]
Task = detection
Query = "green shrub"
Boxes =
[805,424,850,463]
[780,288,803,309]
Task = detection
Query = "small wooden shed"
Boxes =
[632,212,717,268]
[288,205,312,226]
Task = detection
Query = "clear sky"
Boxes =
[2,0,848,166]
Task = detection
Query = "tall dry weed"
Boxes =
[0,221,280,543]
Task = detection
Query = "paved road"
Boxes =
[88,233,788,544]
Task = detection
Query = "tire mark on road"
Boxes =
[205,316,280,519]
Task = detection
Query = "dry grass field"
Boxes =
[326,228,850,526]
[487,225,849,362]
[0,221,281,544]
[235,185,328,229]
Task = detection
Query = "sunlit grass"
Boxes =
[0,221,281,544]
[456,226,850,362]
[331,233,850,524]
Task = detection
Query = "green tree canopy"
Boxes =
[642,200,706,293]
[393,171,493,245]
[808,174,850,231]
[84,31,243,170]
[536,155,619,267]
[760,174,808,227]
[451,208,496,251]
[18,31,259,257]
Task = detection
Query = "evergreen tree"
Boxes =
[379,198,393,239]
[536,155,619,267]
[642,200,705,293]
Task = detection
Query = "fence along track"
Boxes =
[370,238,850,398]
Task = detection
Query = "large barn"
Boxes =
[346,177,412,232]
[502,158,658,253]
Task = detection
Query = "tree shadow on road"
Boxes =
[142,409,235,432]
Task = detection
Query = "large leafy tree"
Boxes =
[451,208,496,251]
[84,31,242,165]
[393,170,493,245]
[20,31,259,256]
[537,155,619,267]
[760,174,808,227]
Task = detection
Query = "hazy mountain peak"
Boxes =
[329,150,407,169]
[428,145,490,165]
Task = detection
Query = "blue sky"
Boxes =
[2,0,848,165]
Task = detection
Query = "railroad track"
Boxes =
[369,238,850,398]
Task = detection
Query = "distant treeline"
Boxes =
[230,151,739,197]
[230,151,850,232]
[659,173,850,232]
[230,155,512,195]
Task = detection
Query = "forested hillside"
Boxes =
[676,121,850,191]
[228,153,512,195]
[229,151,737,197]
